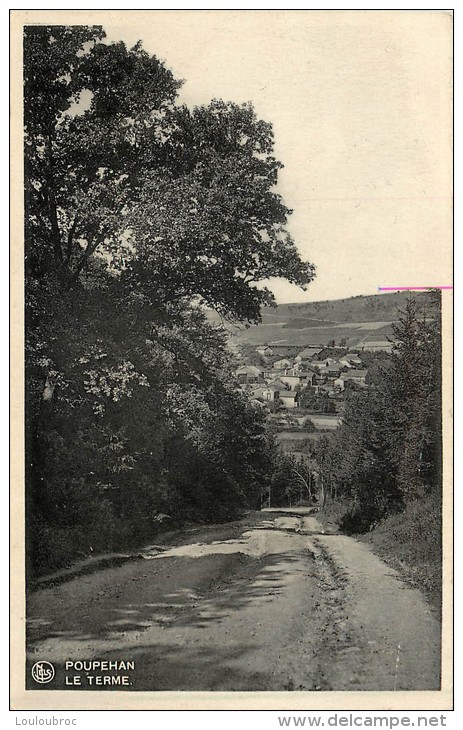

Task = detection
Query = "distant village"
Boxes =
[234,343,371,411]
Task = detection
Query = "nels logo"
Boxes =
[31,661,55,684]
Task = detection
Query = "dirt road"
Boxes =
[26,510,441,691]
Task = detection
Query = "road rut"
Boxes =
[26,510,441,691]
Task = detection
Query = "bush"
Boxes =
[28,496,119,576]
[339,489,403,535]
[303,417,318,431]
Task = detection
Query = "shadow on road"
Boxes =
[27,534,310,692]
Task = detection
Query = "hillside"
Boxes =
[207,290,439,348]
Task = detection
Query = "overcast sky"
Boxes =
[103,10,452,303]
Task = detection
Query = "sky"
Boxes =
[101,10,453,304]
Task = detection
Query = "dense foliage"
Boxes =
[24,25,315,575]
[316,293,442,532]
[298,388,337,413]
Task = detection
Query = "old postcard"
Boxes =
[10,9,453,711]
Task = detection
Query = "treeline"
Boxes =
[316,293,442,533]
[24,26,315,576]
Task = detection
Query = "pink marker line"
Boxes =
[378,286,453,291]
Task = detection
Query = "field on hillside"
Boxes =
[206,291,439,347]
[229,320,395,347]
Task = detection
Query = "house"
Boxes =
[339,353,362,367]
[284,366,315,385]
[291,362,317,374]
[294,347,323,363]
[313,357,336,368]
[263,369,276,381]
[250,383,280,403]
[261,384,282,403]
[325,364,342,378]
[273,357,292,371]
[235,365,265,383]
[267,379,289,392]
[250,385,269,400]
[280,374,303,390]
[337,369,370,388]
[278,391,299,409]
[361,340,394,353]
[269,345,300,358]
[344,369,369,384]
[279,370,314,390]
[298,371,315,386]
[255,345,273,357]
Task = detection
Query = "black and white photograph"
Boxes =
[11,8,453,710]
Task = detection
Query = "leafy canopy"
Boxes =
[24,25,315,323]
[24,25,313,573]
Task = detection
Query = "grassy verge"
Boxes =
[360,493,442,615]
[319,493,442,615]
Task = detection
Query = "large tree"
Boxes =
[24,25,315,573]
[24,26,314,321]
[382,293,442,497]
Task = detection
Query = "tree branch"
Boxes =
[70,236,100,281]
[65,217,79,264]
[46,133,64,265]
